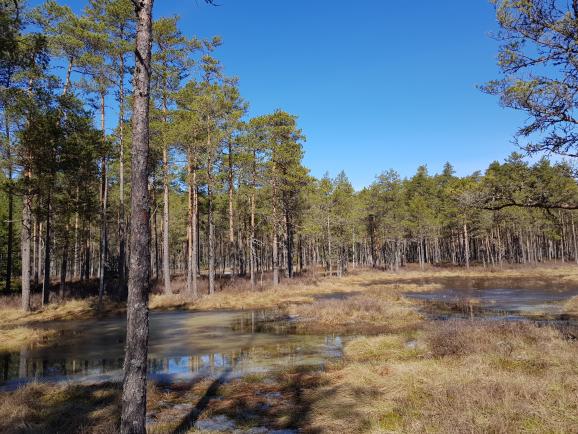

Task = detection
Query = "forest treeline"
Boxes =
[2,0,578,310]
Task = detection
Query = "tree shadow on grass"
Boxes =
[169,366,234,434]
[0,382,121,434]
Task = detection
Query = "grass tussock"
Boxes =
[306,320,578,433]
[287,284,438,334]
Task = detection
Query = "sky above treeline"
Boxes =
[30,0,528,189]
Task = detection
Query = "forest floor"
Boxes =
[1,263,578,433]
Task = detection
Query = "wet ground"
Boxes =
[0,310,342,390]
[405,285,578,320]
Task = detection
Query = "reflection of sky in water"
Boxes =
[0,311,343,389]
[406,287,578,316]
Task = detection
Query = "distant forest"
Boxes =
[2,0,578,305]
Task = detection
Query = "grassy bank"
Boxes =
[306,320,578,433]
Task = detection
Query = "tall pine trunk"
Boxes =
[186,149,198,297]
[207,125,215,295]
[118,52,127,296]
[121,1,153,431]
[162,98,171,294]
[21,177,31,311]
[250,162,256,288]
[98,92,108,305]
[5,116,13,293]
[42,193,51,306]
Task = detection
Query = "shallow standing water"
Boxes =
[0,310,343,390]
[405,286,578,319]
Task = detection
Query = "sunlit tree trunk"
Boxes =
[161,97,171,294]
[121,0,153,431]
[21,176,31,311]
[98,91,108,305]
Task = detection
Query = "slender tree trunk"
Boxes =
[207,125,215,295]
[186,149,198,297]
[463,222,470,269]
[42,192,51,306]
[285,208,293,278]
[99,92,108,306]
[73,188,80,279]
[4,115,13,293]
[250,185,256,288]
[248,150,257,287]
[227,139,235,280]
[121,1,153,432]
[327,214,332,275]
[118,52,127,296]
[36,221,42,287]
[21,178,31,311]
[570,214,578,264]
[59,227,69,299]
[161,97,171,294]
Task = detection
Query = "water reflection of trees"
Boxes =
[1,327,342,384]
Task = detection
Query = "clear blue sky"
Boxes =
[33,0,526,189]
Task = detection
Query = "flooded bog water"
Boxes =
[406,286,578,319]
[0,310,342,389]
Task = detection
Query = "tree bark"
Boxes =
[463,222,470,269]
[207,124,215,295]
[250,157,256,288]
[21,183,31,311]
[186,149,198,297]
[5,115,13,293]
[118,52,127,297]
[161,98,171,294]
[98,91,108,306]
[121,1,153,432]
[42,193,51,306]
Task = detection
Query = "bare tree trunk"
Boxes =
[161,99,171,294]
[227,139,235,280]
[59,226,69,299]
[121,1,153,431]
[207,125,215,295]
[570,214,578,264]
[186,149,198,297]
[118,52,127,296]
[42,193,51,306]
[5,115,13,293]
[99,92,108,306]
[21,180,31,311]
[73,188,80,279]
[250,185,256,288]
[36,221,42,287]
[463,222,470,269]
[285,209,294,278]
[327,214,332,276]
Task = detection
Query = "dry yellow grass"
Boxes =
[564,295,578,315]
[0,298,125,329]
[0,327,57,352]
[287,283,439,334]
[0,382,121,434]
[306,320,578,433]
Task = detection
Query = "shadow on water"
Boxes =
[169,337,247,434]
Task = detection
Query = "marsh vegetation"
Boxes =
[1,265,577,433]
